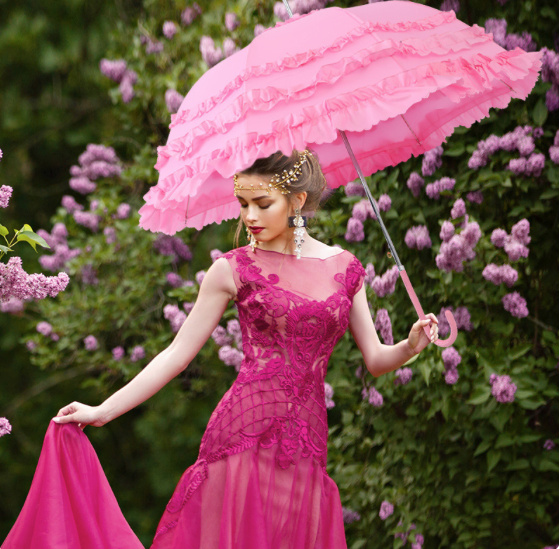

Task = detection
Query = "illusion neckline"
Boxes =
[253,246,346,261]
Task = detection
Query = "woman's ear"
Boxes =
[292,191,307,212]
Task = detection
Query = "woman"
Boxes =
[52,149,438,548]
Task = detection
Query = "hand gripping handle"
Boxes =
[399,268,457,348]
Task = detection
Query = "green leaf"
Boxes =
[509,343,532,360]
[487,449,501,473]
[495,433,515,448]
[467,386,491,405]
[16,230,50,252]
[540,188,558,200]
[505,476,527,493]
[474,439,493,457]
[532,99,548,127]
[506,459,530,470]
[0,224,9,237]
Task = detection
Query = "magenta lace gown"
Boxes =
[151,246,365,549]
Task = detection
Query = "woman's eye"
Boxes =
[260,205,271,209]
[239,203,247,208]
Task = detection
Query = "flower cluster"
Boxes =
[541,48,559,112]
[162,21,177,40]
[466,190,484,204]
[214,319,244,370]
[69,143,121,196]
[0,185,13,209]
[371,265,399,298]
[274,0,329,21]
[394,367,412,386]
[324,382,335,409]
[99,58,138,103]
[406,172,424,198]
[378,500,394,520]
[364,263,376,285]
[482,264,518,287]
[0,257,69,303]
[130,345,145,362]
[404,225,432,250]
[440,0,459,12]
[345,217,365,242]
[395,522,423,547]
[344,182,366,197]
[165,89,184,114]
[0,417,12,437]
[143,36,164,55]
[442,346,461,385]
[491,218,530,262]
[153,235,192,263]
[181,3,201,26]
[502,291,529,318]
[437,306,474,336]
[374,308,393,345]
[484,18,536,52]
[38,222,80,271]
[450,198,466,219]
[362,385,383,407]
[341,507,361,524]
[425,176,455,199]
[436,220,481,272]
[200,36,224,68]
[550,130,559,164]
[225,12,239,32]
[84,335,98,351]
[421,146,443,176]
[163,303,188,333]
[543,439,555,450]
[489,373,517,403]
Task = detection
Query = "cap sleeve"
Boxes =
[344,252,366,300]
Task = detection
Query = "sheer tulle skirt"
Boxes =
[151,444,348,549]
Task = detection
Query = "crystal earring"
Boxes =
[246,227,257,253]
[288,208,307,259]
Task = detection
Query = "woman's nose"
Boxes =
[245,205,259,222]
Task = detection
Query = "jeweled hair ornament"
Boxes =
[234,150,312,195]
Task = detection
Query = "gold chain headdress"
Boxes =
[234,150,312,195]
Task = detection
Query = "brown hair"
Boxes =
[234,149,326,246]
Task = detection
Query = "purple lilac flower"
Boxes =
[502,292,529,318]
[342,507,361,524]
[377,194,391,212]
[26,340,37,351]
[352,199,375,222]
[165,89,184,114]
[505,32,536,52]
[526,152,546,176]
[407,172,424,197]
[550,131,559,164]
[345,217,365,242]
[394,367,412,386]
[183,302,194,313]
[324,382,335,409]
[516,136,535,156]
[543,439,555,450]
[181,3,202,25]
[112,346,125,360]
[362,386,383,407]
[104,227,117,245]
[436,221,480,273]
[99,59,127,82]
[119,70,137,103]
[489,373,517,403]
[69,176,96,195]
[84,161,121,180]
[130,345,145,362]
[395,521,417,544]
[491,228,507,248]
[511,219,531,245]
[482,264,518,287]
[405,225,432,250]
[84,335,98,351]
[73,211,99,232]
[81,264,99,285]
[379,501,394,520]
[210,249,223,262]
[440,220,455,243]
[344,182,366,197]
[484,18,507,48]
[445,368,459,384]
[153,235,192,262]
[223,38,239,58]
[225,12,239,32]
[36,321,53,336]
[195,270,206,286]
[0,418,12,437]
[466,191,483,204]
[200,36,223,67]
[546,87,558,112]
[454,306,473,331]
[78,144,118,167]
[61,195,83,214]
[0,185,13,208]
[163,304,187,333]
[421,146,443,176]
[375,308,393,345]
[442,347,462,370]
[218,345,244,370]
[163,21,177,39]
[440,0,459,12]
[504,237,529,262]
[166,272,185,288]
[212,325,232,346]
[541,48,559,85]
[1,297,25,314]
[413,534,425,548]
[145,39,164,54]
[227,319,242,346]
[450,199,466,219]
[254,24,267,37]
[467,150,487,170]
[115,203,131,220]
[371,266,399,298]
[425,177,455,199]
[364,263,376,285]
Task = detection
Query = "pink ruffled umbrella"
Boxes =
[139,1,541,347]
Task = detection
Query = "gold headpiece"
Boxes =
[234,149,312,195]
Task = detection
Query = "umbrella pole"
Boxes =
[338,130,457,348]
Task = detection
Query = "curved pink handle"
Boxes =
[398,269,458,348]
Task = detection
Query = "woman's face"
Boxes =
[235,174,294,249]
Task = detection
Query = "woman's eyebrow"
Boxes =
[237,195,270,202]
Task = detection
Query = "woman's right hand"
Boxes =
[52,402,107,428]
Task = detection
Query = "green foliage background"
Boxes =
[0,0,558,547]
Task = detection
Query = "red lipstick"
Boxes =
[248,226,264,234]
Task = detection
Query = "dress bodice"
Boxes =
[197,246,365,471]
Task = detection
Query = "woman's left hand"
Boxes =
[407,313,439,355]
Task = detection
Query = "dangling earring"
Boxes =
[288,208,307,259]
[246,227,257,253]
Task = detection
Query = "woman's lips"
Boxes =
[249,227,264,234]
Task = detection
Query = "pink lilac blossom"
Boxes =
[274,0,329,20]
[344,182,366,197]
[114,203,131,220]
[362,386,383,407]
[425,177,455,199]
[84,335,98,351]
[0,185,13,208]
[484,18,507,48]
[163,304,187,333]
[445,368,459,384]
[492,221,530,261]
[227,319,243,346]
[212,326,232,346]
[377,194,391,212]
[1,257,70,302]
[550,132,559,163]
[104,227,117,245]
[225,12,239,32]
[145,39,164,54]
[374,308,393,345]
[84,161,121,180]
[440,0,459,12]
[436,221,481,273]
[1,297,25,313]
[181,4,201,26]
[51,333,60,342]
[0,418,12,437]
[196,270,206,285]
[183,302,194,313]
[394,367,412,386]
[342,508,361,524]
[345,217,365,242]
[482,264,518,287]
[546,88,558,113]
[364,263,376,285]
[81,264,98,285]
[511,219,531,245]
[73,211,99,232]
[119,70,137,103]
[223,38,239,58]
[404,225,432,250]
[502,292,529,318]
[543,439,555,450]
[421,145,443,176]
[352,199,375,222]
[69,176,96,194]
[78,144,118,167]
[324,382,335,409]
[61,195,83,214]
[406,172,424,197]
[210,249,223,262]
[491,228,507,247]
[26,340,37,351]
[112,346,125,360]
[505,32,536,52]
[516,136,535,156]
[36,321,53,336]
[466,191,483,204]
[153,235,192,262]
[200,36,223,67]
[379,501,394,520]
[166,272,185,288]
[412,534,425,548]
[218,345,244,370]
[371,266,399,298]
[165,89,184,114]
[163,21,177,39]
[541,48,559,86]
[130,345,145,362]
[438,306,474,336]
[99,59,127,82]
[439,220,455,243]
[489,373,517,403]
[254,24,267,37]
[395,522,417,544]
[442,347,461,370]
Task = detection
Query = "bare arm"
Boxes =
[348,284,438,378]
[54,257,237,426]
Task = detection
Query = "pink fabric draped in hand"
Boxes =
[2,422,143,549]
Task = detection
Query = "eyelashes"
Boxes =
[239,204,271,210]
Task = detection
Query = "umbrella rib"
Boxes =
[400,115,422,146]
